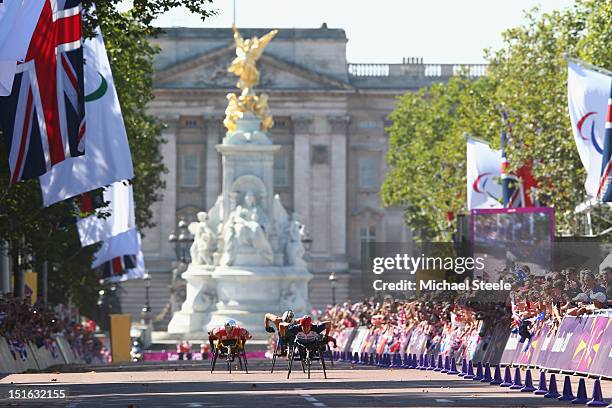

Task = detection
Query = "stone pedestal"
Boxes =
[167,265,216,334]
[206,265,311,338]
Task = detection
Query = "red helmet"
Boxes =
[300,315,312,331]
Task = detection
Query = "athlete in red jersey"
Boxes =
[208,319,252,350]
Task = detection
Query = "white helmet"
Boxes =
[224,319,237,333]
[282,310,295,323]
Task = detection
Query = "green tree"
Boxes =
[383,0,612,239]
[0,2,216,316]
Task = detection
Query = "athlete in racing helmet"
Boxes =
[264,310,295,335]
[208,319,251,350]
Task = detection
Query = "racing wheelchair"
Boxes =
[210,338,248,374]
[269,328,306,374]
[286,332,328,379]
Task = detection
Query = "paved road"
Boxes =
[1,359,610,408]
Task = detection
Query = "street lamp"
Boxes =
[329,271,337,306]
[165,219,193,315]
[169,219,192,263]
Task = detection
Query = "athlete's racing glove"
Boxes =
[265,326,275,333]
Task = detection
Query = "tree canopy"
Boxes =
[0,1,216,316]
[382,0,612,240]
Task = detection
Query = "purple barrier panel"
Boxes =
[481,323,511,365]
[544,316,587,371]
[515,321,548,365]
[500,331,521,365]
[573,316,611,377]
[532,324,555,367]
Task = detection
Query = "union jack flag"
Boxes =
[99,254,137,279]
[501,110,538,208]
[0,0,84,184]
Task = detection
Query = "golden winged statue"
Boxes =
[224,26,278,132]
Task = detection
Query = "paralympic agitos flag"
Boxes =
[466,136,502,210]
[568,61,612,200]
[0,0,85,184]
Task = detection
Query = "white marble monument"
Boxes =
[167,27,312,337]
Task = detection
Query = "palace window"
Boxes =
[184,118,198,128]
[358,155,380,188]
[181,154,200,187]
[358,120,380,129]
[274,155,289,187]
[359,225,377,243]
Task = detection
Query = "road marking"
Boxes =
[435,399,454,403]
[185,404,204,407]
[296,389,327,408]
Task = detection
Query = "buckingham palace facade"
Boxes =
[123,25,486,322]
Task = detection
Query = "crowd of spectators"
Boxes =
[320,265,611,356]
[0,294,104,364]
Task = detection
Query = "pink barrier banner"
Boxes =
[143,351,266,362]
[500,315,612,377]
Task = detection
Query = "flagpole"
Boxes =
[233,0,236,26]
[563,54,612,77]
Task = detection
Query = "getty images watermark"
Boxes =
[358,243,514,297]
[370,253,511,292]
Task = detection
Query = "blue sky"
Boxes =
[149,0,576,64]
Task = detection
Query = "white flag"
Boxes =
[568,62,612,197]
[77,181,135,247]
[0,0,45,95]
[466,137,503,210]
[39,25,134,206]
[92,228,140,268]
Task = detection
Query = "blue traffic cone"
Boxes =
[534,371,548,395]
[481,362,493,382]
[573,378,589,404]
[434,354,443,372]
[490,365,503,385]
[416,353,423,369]
[458,358,467,377]
[509,367,523,389]
[558,375,575,401]
[464,360,475,380]
[427,354,436,371]
[473,361,484,381]
[441,355,450,373]
[421,353,430,370]
[410,353,418,369]
[544,374,560,398]
[500,366,513,387]
[587,379,607,407]
[448,357,459,375]
[520,369,536,392]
